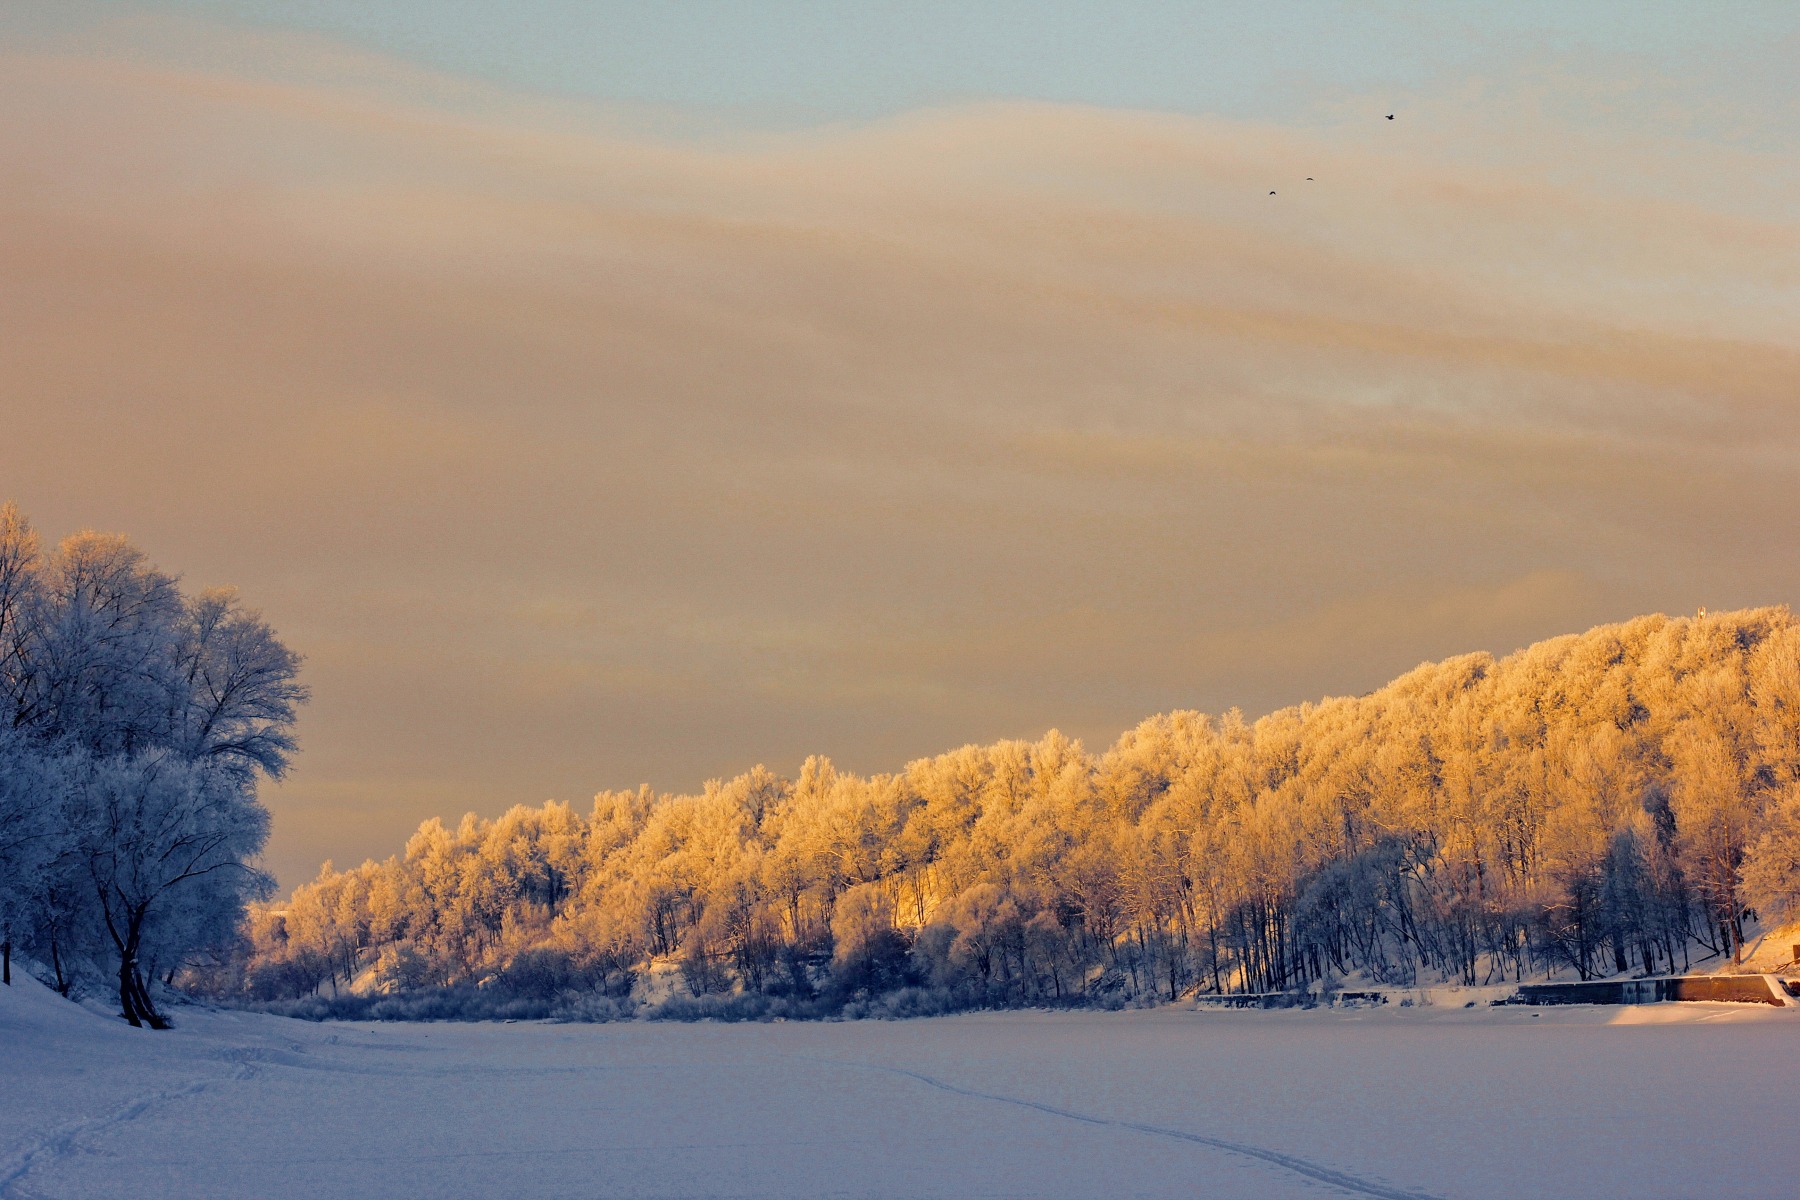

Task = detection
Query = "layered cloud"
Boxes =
[2,14,1795,886]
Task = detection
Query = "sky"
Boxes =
[2,2,1797,890]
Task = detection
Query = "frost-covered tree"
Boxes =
[0,503,303,1025]
[1742,787,1800,923]
[0,730,57,985]
[0,505,51,987]
[244,606,1800,1016]
[64,753,272,1026]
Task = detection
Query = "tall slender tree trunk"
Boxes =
[2,939,10,985]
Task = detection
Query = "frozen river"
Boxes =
[4,973,1794,1199]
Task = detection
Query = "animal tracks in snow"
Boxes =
[0,1062,252,1199]
[814,1057,1444,1200]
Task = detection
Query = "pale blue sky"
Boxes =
[30,1,1800,136]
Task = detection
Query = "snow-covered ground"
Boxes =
[4,972,1795,1200]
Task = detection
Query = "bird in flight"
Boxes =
[1269,190,1276,195]
[1386,113,1395,120]
[1306,177,1314,181]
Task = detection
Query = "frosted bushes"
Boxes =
[375,943,447,994]
[263,983,635,1023]
[263,987,548,1022]
[838,986,961,1020]
[641,986,961,1022]
[549,992,634,1023]
[831,886,918,996]
[678,945,733,996]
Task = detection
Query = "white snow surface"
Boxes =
[4,973,1796,1200]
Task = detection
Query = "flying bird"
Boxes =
[1269,190,1276,195]
[1306,177,1314,181]
[1386,113,1395,120]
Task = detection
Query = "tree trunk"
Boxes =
[115,910,170,1030]
[49,928,69,995]
[128,961,168,1029]
[118,951,144,1027]
[2,939,10,985]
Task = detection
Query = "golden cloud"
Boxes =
[2,17,1794,886]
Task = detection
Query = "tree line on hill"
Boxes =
[232,605,1800,1020]
[0,504,305,1027]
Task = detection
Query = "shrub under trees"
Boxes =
[243,605,1800,1017]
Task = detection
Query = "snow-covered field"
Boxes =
[4,973,1795,1200]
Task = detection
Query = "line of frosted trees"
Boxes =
[0,505,305,1027]
[243,607,1800,1016]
